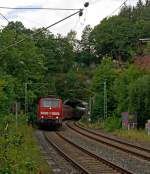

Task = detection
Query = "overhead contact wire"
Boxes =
[108,0,128,17]
[0,11,9,22]
[0,6,81,11]
[0,9,83,53]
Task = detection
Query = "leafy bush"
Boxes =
[103,116,121,132]
[0,115,50,174]
[0,75,16,114]
[91,58,117,122]
[113,65,142,114]
[128,75,150,127]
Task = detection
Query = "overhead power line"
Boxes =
[0,11,9,22]
[0,9,83,53]
[108,0,128,17]
[43,10,83,30]
[0,2,89,52]
[0,6,81,11]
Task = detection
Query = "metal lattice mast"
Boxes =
[104,80,107,119]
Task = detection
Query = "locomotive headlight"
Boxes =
[41,116,44,119]
[56,116,58,119]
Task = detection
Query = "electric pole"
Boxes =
[25,83,28,115]
[104,80,107,119]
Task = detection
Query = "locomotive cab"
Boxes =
[37,97,63,127]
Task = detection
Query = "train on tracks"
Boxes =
[36,96,87,128]
[36,96,63,127]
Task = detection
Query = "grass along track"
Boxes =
[65,121,150,162]
[44,130,133,174]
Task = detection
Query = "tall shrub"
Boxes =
[91,58,117,121]
[113,65,142,114]
[128,75,150,127]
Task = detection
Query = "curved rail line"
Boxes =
[65,121,150,161]
[44,131,133,174]
[43,132,90,174]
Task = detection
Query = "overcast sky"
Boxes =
[0,0,141,39]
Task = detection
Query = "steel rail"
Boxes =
[45,130,133,174]
[75,122,150,153]
[44,131,91,174]
[66,121,150,161]
[57,131,134,174]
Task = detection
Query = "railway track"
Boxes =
[36,130,82,174]
[66,121,150,162]
[44,130,133,174]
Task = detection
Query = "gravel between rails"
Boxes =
[63,122,150,174]
[68,122,150,161]
[76,122,150,150]
[45,130,127,174]
[35,130,83,174]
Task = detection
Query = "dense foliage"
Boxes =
[0,22,90,114]
[0,0,150,127]
[90,0,150,63]
[113,65,143,114]
[89,0,150,126]
[0,1,150,173]
[91,58,117,121]
[128,75,150,126]
[0,115,49,174]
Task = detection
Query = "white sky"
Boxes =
[0,0,140,39]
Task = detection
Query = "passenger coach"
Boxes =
[37,96,63,127]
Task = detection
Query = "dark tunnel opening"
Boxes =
[63,99,87,120]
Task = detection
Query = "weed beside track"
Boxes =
[0,115,50,174]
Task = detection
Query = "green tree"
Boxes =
[91,58,117,121]
[128,75,150,127]
[0,74,15,114]
[56,70,88,100]
[91,16,136,63]
[76,25,97,66]
[90,1,150,63]
[66,30,78,50]
[113,65,142,114]
[0,22,47,112]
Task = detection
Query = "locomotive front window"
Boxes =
[41,99,59,108]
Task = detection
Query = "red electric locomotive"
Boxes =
[37,96,63,127]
